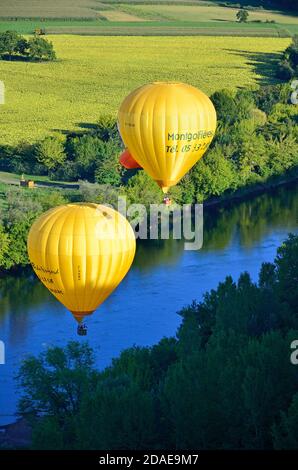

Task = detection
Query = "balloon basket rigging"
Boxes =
[77,324,88,336]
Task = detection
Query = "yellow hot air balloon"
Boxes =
[118,81,217,193]
[27,203,136,334]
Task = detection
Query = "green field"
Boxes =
[0,19,295,37]
[0,35,290,146]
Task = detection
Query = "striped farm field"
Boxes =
[116,4,298,24]
[98,10,147,21]
[0,35,290,146]
[0,1,297,36]
[0,20,295,37]
[0,0,110,18]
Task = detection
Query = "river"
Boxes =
[0,183,297,425]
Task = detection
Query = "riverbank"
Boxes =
[204,166,298,210]
[1,163,298,208]
[0,171,79,190]
[0,166,297,277]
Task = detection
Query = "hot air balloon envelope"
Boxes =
[27,203,136,325]
[119,149,142,169]
[118,82,217,193]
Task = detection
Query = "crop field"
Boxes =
[0,35,290,146]
[98,10,147,21]
[0,1,297,36]
[0,0,111,18]
[0,0,201,18]
[117,3,298,23]
[0,19,295,37]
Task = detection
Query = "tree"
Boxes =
[17,37,28,55]
[241,332,296,448]
[275,234,298,316]
[277,35,298,80]
[235,133,269,181]
[0,30,26,59]
[285,35,298,70]
[95,157,121,186]
[192,147,236,202]
[36,190,67,212]
[236,9,249,23]
[78,379,157,450]
[18,342,95,420]
[96,115,119,142]
[7,140,37,174]
[0,187,68,271]
[69,134,104,180]
[125,171,162,207]
[277,59,295,80]
[255,84,289,115]
[79,181,120,207]
[27,36,56,61]
[273,394,298,449]
[0,224,9,267]
[35,136,66,170]
[210,89,238,126]
[4,219,32,268]
[95,140,122,186]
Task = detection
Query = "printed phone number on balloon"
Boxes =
[166,141,210,154]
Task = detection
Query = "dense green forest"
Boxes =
[278,34,298,78]
[213,1,298,12]
[16,234,298,449]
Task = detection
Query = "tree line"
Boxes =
[216,1,298,12]
[277,35,298,80]
[0,187,68,271]
[16,234,298,449]
[0,31,56,61]
[1,79,297,206]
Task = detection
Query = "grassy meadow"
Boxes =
[0,35,290,146]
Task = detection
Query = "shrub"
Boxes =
[35,136,66,170]
[27,36,56,61]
